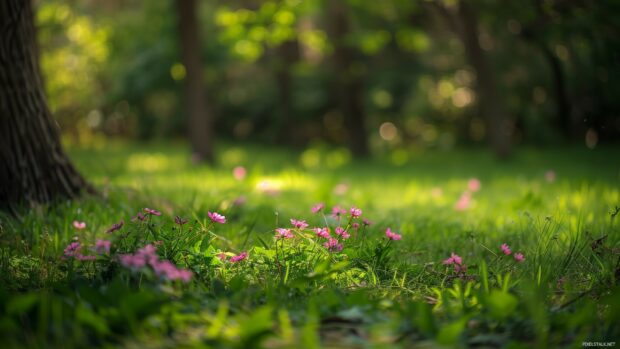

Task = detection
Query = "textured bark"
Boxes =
[176,0,214,163]
[0,0,90,210]
[457,2,512,158]
[327,0,370,157]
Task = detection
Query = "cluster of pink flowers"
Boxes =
[230,252,248,263]
[290,219,309,229]
[94,239,111,254]
[443,252,466,273]
[208,211,226,224]
[385,228,402,241]
[119,244,192,282]
[335,227,350,239]
[455,178,481,211]
[500,243,525,262]
[323,237,343,252]
[73,221,86,230]
[276,228,294,239]
[62,241,96,261]
[350,207,362,218]
[313,227,331,239]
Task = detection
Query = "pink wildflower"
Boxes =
[385,228,402,241]
[468,178,481,192]
[217,252,228,261]
[335,227,350,239]
[276,228,294,239]
[443,252,463,266]
[311,203,325,213]
[514,253,525,262]
[230,252,248,263]
[174,215,189,225]
[362,218,372,226]
[350,207,362,218]
[233,166,247,181]
[119,254,146,269]
[313,227,331,239]
[351,222,360,229]
[290,219,309,229]
[106,220,124,233]
[455,191,472,211]
[132,212,146,222]
[333,183,348,195]
[208,211,226,224]
[500,243,512,255]
[94,240,111,254]
[63,242,82,258]
[331,206,347,218]
[73,221,86,230]
[323,238,343,253]
[144,208,162,216]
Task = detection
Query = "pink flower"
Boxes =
[276,228,294,239]
[230,252,248,263]
[208,211,226,224]
[313,227,331,239]
[144,208,162,216]
[217,252,228,261]
[94,240,111,254]
[311,203,325,213]
[333,183,348,195]
[350,207,362,218]
[545,170,556,183]
[233,166,247,181]
[500,243,512,255]
[454,191,472,211]
[64,242,82,258]
[331,206,347,218]
[335,227,350,239]
[385,228,402,241]
[151,260,193,282]
[290,219,309,229]
[468,178,481,192]
[119,254,146,269]
[132,212,146,222]
[443,252,462,266]
[323,238,343,253]
[106,220,124,233]
[351,222,360,229]
[174,216,189,225]
[73,221,86,230]
[514,253,525,262]
[362,218,372,226]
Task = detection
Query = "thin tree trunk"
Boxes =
[273,40,298,145]
[0,0,90,210]
[327,0,370,157]
[457,2,512,158]
[176,0,214,163]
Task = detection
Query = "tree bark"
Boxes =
[456,2,512,158]
[326,0,370,158]
[0,0,90,210]
[176,0,214,163]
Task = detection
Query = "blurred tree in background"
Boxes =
[35,0,620,158]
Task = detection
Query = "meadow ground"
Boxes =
[1,142,619,348]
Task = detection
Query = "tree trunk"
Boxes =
[457,2,512,158]
[327,0,370,157]
[176,0,214,163]
[0,0,90,210]
[273,40,298,145]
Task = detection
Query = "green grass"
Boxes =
[1,141,619,348]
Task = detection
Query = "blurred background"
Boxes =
[36,0,620,160]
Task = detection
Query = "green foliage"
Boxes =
[1,143,619,347]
